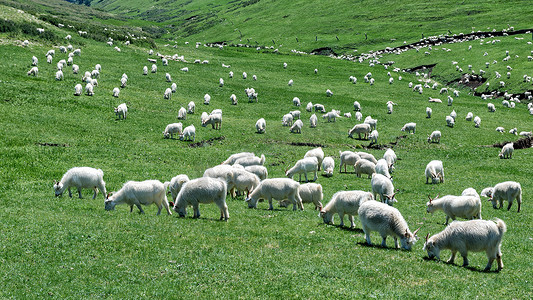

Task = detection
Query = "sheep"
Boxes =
[369,130,379,144]
[423,219,506,271]
[304,147,324,170]
[446,115,455,128]
[255,118,266,133]
[234,154,265,167]
[283,62,287,69]
[314,104,326,113]
[229,168,261,198]
[91,69,100,79]
[179,124,196,141]
[323,111,340,122]
[339,151,360,173]
[355,159,376,179]
[322,157,334,177]
[344,112,351,118]
[375,159,392,181]
[499,143,513,159]
[181,67,189,72]
[482,181,522,212]
[364,117,377,130]
[177,107,187,120]
[243,72,247,79]
[252,75,257,81]
[290,110,301,120]
[310,114,318,128]
[74,84,82,96]
[163,123,183,139]
[165,73,172,82]
[245,178,303,211]
[290,119,303,134]
[85,83,94,96]
[348,123,371,139]
[53,167,107,199]
[425,160,444,184]
[244,165,268,181]
[488,103,496,112]
[358,201,420,250]
[519,131,532,138]
[90,78,98,87]
[230,94,238,105]
[356,152,377,165]
[151,64,157,73]
[355,112,362,121]
[112,87,120,98]
[293,97,301,106]
[474,116,481,128]
[223,152,255,165]
[162,58,168,66]
[114,103,127,120]
[219,78,224,87]
[203,165,235,187]
[465,112,473,121]
[27,66,38,76]
[31,56,38,66]
[462,187,480,199]
[326,89,333,97]
[163,88,172,100]
[104,180,172,215]
[320,190,373,228]
[401,122,416,134]
[47,55,53,64]
[286,157,318,182]
[306,102,313,112]
[143,66,148,75]
[386,101,396,114]
[509,128,518,135]
[288,79,293,86]
[174,177,229,220]
[203,94,211,105]
[120,77,127,88]
[229,71,233,78]
[371,173,397,206]
[184,101,195,115]
[426,194,482,225]
[428,97,442,103]
[72,64,79,74]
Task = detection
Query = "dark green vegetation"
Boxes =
[0,1,532,298]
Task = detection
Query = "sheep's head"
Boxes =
[163,131,170,139]
[384,193,397,206]
[245,196,257,209]
[400,228,420,250]
[319,210,332,224]
[104,194,116,211]
[423,234,440,260]
[426,195,438,213]
[53,180,64,196]
[173,204,186,217]
[430,172,441,184]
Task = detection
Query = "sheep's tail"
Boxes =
[163,181,171,192]
[494,218,507,235]
[260,154,265,165]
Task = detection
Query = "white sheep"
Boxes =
[375,159,392,181]
[162,58,168,66]
[306,102,313,112]
[27,66,38,76]
[120,77,127,88]
[364,117,377,130]
[509,128,517,135]
[31,56,38,66]
[229,71,233,78]
[202,113,222,129]
[428,130,441,143]
[74,84,82,96]
[234,154,265,167]
[204,94,211,105]
[288,79,293,86]
[369,130,379,144]
[358,201,420,250]
[244,165,268,181]
[53,167,106,199]
[314,104,325,112]
[426,194,482,225]
[355,111,362,121]
[290,110,301,120]
[47,55,53,64]
[166,73,172,82]
[357,152,378,164]
[180,67,189,72]
[178,107,187,120]
[72,64,79,74]
[290,119,303,133]
[170,83,177,93]
[151,64,157,73]
[104,180,172,215]
[326,89,333,97]
[322,157,334,177]
[252,75,257,81]
[474,116,481,128]
[112,87,120,98]
[310,114,318,128]
[488,103,496,112]
[186,101,195,114]
[383,148,396,168]
[371,173,397,206]
[450,110,456,121]
[286,157,318,182]
[304,147,324,170]
[339,151,360,173]
[320,190,373,228]
[344,112,352,118]
[425,160,444,184]
[355,159,376,179]
[446,115,455,127]
[114,103,127,120]
[245,178,303,211]
[85,82,94,96]
[219,78,224,87]
[163,123,183,139]
[499,143,513,159]
[230,94,238,105]
[465,112,473,121]
[179,124,196,141]
[255,118,266,133]
[323,111,340,122]
[230,168,261,198]
[348,123,371,139]
[423,219,506,271]
[203,165,235,186]
[164,88,172,100]
[482,181,522,212]
[283,62,287,69]
[243,72,247,79]
[401,122,416,134]
[293,97,301,106]
[280,183,324,210]
[143,66,148,75]
[386,101,396,114]
[174,177,229,220]
[222,152,255,165]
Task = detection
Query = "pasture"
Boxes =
[0,3,532,298]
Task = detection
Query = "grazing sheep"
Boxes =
[203,165,235,186]
[465,112,473,121]
[105,180,172,215]
[178,107,187,120]
[519,131,532,138]
[499,143,513,159]
[114,103,127,120]
[243,72,247,79]
[339,151,360,173]
[306,102,313,112]
[143,66,148,75]
[355,111,362,121]
[357,152,378,164]
[348,123,371,139]
[447,96,453,106]
[310,114,318,128]
[474,116,481,128]
[72,64,79,74]
[163,88,172,100]
[85,83,94,96]
[27,66,38,76]
[163,123,183,139]
[488,103,496,112]
[446,116,455,128]
[201,94,210,105]
[255,118,266,133]
[174,177,229,220]
[244,165,268,181]
[304,147,324,170]
[322,157,334,177]
[293,97,301,106]
[283,62,287,69]
[230,94,238,105]
[151,64,157,73]
[320,190,373,227]
[219,78,224,87]
[234,154,265,167]
[290,119,303,133]
[371,173,397,206]
[179,124,196,141]
[286,157,318,182]
[364,117,377,130]
[509,128,518,135]
[185,101,195,114]
[314,104,326,113]
[222,152,255,165]
[358,201,420,250]
[423,219,506,271]
[462,187,480,198]
[450,110,457,121]
[344,112,352,118]
[181,67,189,72]
[426,194,482,225]
[120,77,127,88]
[322,111,340,122]
[482,181,522,212]
[326,89,333,97]
[202,113,222,130]
[245,178,303,211]
[53,167,106,199]
[288,79,293,86]
[166,73,172,82]
[290,110,301,120]
[375,159,392,181]
[31,56,38,66]
[401,122,416,134]
[428,97,442,103]
[112,87,120,98]
[428,130,441,143]
[281,183,324,210]
[74,84,82,96]
[369,130,379,144]
[383,148,396,168]
[230,168,261,198]
[386,101,396,114]
[355,159,376,179]
[425,160,444,184]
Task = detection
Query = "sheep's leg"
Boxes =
[447,251,456,264]
[77,188,83,199]
[507,199,513,211]
[339,213,345,227]
[156,203,162,215]
[445,216,450,225]
[313,170,317,181]
[193,204,200,218]
[304,173,308,182]
[129,205,134,213]
[426,177,429,184]
[68,187,73,198]
[136,204,145,214]
[92,187,98,199]
[484,252,496,272]
[393,237,399,248]
[517,195,521,213]
[461,254,469,267]
[348,215,355,228]
[268,197,274,210]
[363,229,372,245]
[381,236,388,248]
[496,253,503,271]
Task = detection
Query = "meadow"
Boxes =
[0,2,532,298]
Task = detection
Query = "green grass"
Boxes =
[0,3,532,299]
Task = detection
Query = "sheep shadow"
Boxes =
[336,225,364,233]
[356,241,403,251]
[421,256,501,273]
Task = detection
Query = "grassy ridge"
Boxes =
[0,4,532,299]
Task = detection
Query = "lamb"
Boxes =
[290,110,301,120]
[488,103,496,112]
[290,119,303,133]
[348,123,371,139]
[174,177,229,220]
[326,89,333,97]
[428,130,441,143]
[401,122,416,134]
[143,66,148,75]
[293,97,301,106]
[230,94,238,105]
[105,180,172,215]
[151,64,157,73]
[120,77,127,88]
[314,104,325,113]
[446,116,455,127]
[320,190,373,228]
[286,157,318,182]
[386,101,396,114]
[339,151,360,173]
[244,165,268,181]
[364,117,377,130]
[310,114,318,128]
[53,167,106,199]
[178,107,187,120]
[201,113,222,129]
[425,160,444,184]
[27,66,38,76]
[31,56,38,66]
[355,159,376,179]
[85,82,94,96]
[112,87,120,98]
[423,219,506,271]
[222,152,255,165]
[426,194,482,225]
[304,147,324,171]
[369,130,379,144]
[163,88,172,100]
[481,181,522,212]
[179,124,196,141]
[474,116,481,128]
[355,111,362,121]
[245,178,303,211]
[255,118,266,133]
[498,143,513,159]
[465,112,473,121]
[323,111,340,122]
[74,84,82,96]
[72,64,79,74]
[163,123,183,139]
[375,159,392,180]
[229,168,261,198]
[322,157,334,177]
[186,101,195,114]
[234,154,265,167]
[114,103,127,120]
[358,201,419,250]
[166,73,172,82]
[371,173,397,205]
[357,152,378,164]
[306,102,313,112]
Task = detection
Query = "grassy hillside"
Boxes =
[0,2,532,298]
